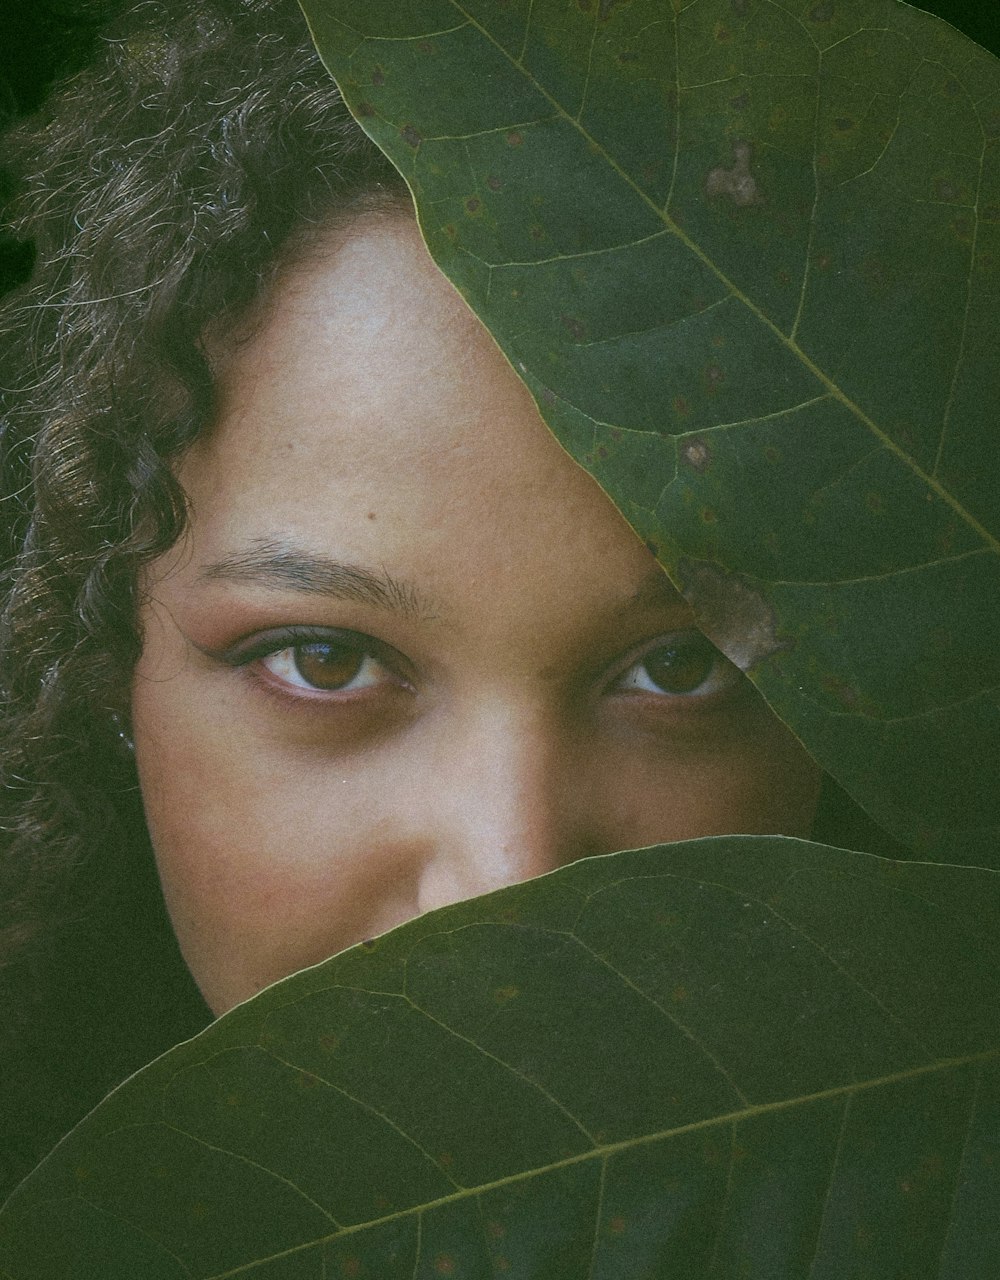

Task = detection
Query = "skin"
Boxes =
[132,216,822,1016]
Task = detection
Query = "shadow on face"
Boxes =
[132,215,822,1015]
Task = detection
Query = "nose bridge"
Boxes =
[417,698,577,912]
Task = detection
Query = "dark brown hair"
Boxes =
[0,0,406,953]
[0,0,405,1195]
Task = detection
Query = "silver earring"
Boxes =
[111,712,135,754]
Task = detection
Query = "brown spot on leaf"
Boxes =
[645,540,660,557]
[730,91,750,111]
[465,196,481,213]
[704,140,762,207]
[530,224,545,240]
[701,507,716,523]
[597,445,609,459]
[673,395,690,417]
[371,66,385,87]
[952,216,973,243]
[598,0,624,19]
[704,363,725,389]
[506,130,524,146]
[355,101,375,118]
[434,1256,455,1276]
[400,124,421,149]
[809,0,834,20]
[486,174,503,191]
[777,269,790,285]
[682,439,711,471]
[578,0,593,10]
[934,178,959,202]
[821,674,861,709]
[715,22,731,41]
[561,314,587,341]
[730,0,748,13]
[943,78,961,97]
[618,49,639,63]
[862,255,890,293]
[982,205,1000,223]
[676,559,786,670]
[418,39,435,54]
[834,117,853,132]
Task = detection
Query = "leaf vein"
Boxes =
[201,1051,1000,1280]
[439,1,999,556]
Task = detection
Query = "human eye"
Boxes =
[614,630,743,701]
[227,628,410,700]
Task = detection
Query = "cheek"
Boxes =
[130,678,419,1013]
[604,705,822,845]
[704,706,822,835]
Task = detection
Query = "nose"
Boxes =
[415,700,590,914]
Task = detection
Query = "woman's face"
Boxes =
[133,217,821,1015]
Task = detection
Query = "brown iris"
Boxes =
[293,642,366,690]
[641,635,718,694]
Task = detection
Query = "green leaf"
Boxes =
[296,0,1000,863]
[1,839,998,1277]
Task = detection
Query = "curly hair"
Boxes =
[0,0,407,1193]
[0,0,407,946]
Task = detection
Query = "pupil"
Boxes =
[293,642,363,690]
[643,637,715,693]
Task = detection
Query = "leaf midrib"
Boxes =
[426,2,998,558]
[200,1047,999,1279]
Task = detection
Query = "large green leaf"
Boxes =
[296,0,1000,864]
[1,838,998,1277]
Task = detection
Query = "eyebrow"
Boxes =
[197,540,436,619]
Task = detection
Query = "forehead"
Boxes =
[193,216,526,509]
[152,214,690,660]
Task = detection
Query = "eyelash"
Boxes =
[226,628,411,701]
[227,627,741,707]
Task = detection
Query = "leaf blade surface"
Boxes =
[2,838,999,1277]
[300,0,1000,860]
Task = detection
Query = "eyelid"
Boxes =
[218,626,396,668]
